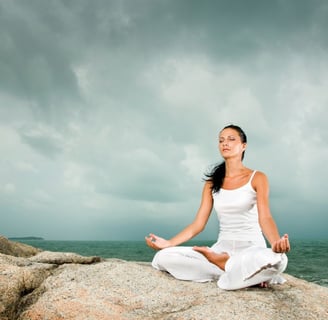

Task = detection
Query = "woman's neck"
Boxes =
[224,159,247,178]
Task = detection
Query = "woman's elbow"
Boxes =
[193,222,206,235]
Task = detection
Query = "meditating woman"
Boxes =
[145,124,290,290]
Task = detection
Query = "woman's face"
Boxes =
[218,128,246,160]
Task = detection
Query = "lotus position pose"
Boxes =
[145,124,290,290]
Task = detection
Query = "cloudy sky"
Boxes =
[1,0,327,241]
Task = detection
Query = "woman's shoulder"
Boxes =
[245,168,266,180]
[253,170,267,178]
[252,170,269,190]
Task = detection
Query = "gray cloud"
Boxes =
[0,0,327,240]
[0,1,80,106]
[18,125,64,158]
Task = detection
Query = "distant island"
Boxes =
[9,236,44,241]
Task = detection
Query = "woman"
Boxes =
[145,124,290,290]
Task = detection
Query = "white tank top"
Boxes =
[213,170,264,242]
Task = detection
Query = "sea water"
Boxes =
[18,239,328,288]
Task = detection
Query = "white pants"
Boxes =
[152,240,288,290]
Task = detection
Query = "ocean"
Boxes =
[17,239,328,288]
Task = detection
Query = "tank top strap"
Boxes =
[248,170,257,184]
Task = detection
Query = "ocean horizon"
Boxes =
[14,238,328,288]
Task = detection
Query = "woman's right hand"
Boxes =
[145,233,171,250]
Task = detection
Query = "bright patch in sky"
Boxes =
[0,0,327,240]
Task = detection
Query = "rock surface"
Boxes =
[0,236,41,257]
[1,236,328,320]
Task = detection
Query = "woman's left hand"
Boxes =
[272,234,290,253]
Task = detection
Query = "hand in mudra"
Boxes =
[145,234,170,250]
[272,234,290,253]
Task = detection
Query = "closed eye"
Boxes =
[219,136,236,143]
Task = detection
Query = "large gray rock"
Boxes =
[0,236,327,319]
[16,260,328,320]
[0,251,102,320]
[0,253,56,320]
[0,236,41,257]
[29,250,102,264]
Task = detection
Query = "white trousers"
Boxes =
[152,240,288,290]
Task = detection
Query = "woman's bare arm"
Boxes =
[146,181,214,250]
[253,171,290,253]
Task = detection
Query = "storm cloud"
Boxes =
[1,0,327,240]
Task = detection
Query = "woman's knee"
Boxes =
[277,253,288,273]
[151,247,180,269]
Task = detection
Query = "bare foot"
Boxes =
[258,282,269,288]
[249,282,269,289]
[193,246,229,271]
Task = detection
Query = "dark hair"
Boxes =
[204,124,247,193]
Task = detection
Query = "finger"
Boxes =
[277,239,283,251]
[280,241,286,252]
[277,237,290,253]
[282,236,289,251]
[146,234,157,242]
[145,238,152,247]
[276,242,283,253]
[273,240,283,253]
[283,234,290,251]
[145,236,156,247]
[145,236,152,243]
[282,239,289,252]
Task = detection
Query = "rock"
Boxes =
[0,236,41,257]
[0,236,102,320]
[0,250,103,320]
[0,236,327,319]
[0,254,56,320]
[29,251,102,265]
[16,260,328,320]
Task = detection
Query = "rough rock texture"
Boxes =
[28,251,102,265]
[0,236,41,257]
[1,236,328,320]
